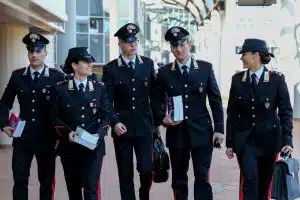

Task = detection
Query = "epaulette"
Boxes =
[57,80,68,86]
[270,70,283,76]
[104,59,117,67]
[93,80,105,86]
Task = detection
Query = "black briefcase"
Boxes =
[153,131,170,183]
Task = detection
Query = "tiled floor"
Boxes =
[0,121,299,200]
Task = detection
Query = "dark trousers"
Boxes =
[60,145,104,200]
[169,147,213,200]
[113,135,153,200]
[12,147,56,200]
[237,145,277,200]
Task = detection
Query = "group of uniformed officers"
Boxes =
[0,22,294,200]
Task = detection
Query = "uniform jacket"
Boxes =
[51,77,110,157]
[102,55,158,138]
[226,67,293,154]
[155,58,224,148]
[0,66,64,151]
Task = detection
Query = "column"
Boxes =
[0,24,29,146]
[57,0,77,67]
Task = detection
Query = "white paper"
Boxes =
[13,120,26,138]
[74,127,99,150]
[171,95,184,121]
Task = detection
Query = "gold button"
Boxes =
[132,79,135,82]
[81,124,85,127]
[32,100,35,103]
[132,88,136,91]
[185,105,188,109]
[81,107,85,110]
[184,84,188,88]
[32,109,35,112]
[32,90,35,93]
[185,116,188,119]
[132,106,135,110]
[32,118,35,122]
[81,115,85,118]
[132,97,135,100]
[185,95,188,98]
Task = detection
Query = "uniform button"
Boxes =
[132,88,136,91]
[252,123,255,126]
[252,114,255,118]
[132,97,135,100]
[32,118,35,122]
[32,90,35,93]
[81,124,85,127]
[98,119,101,123]
[184,84,188,88]
[32,109,35,112]
[132,106,135,110]
[81,115,85,119]
[185,105,188,109]
[252,106,254,109]
[185,116,188,119]
[32,99,35,103]
[132,79,135,82]
[252,98,255,102]
[81,107,85,110]
[185,95,188,98]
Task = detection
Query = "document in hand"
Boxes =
[9,113,26,138]
[74,126,99,150]
[166,95,184,121]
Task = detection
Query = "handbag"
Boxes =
[271,155,300,200]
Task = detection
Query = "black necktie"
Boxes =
[33,71,40,85]
[251,73,257,92]
[128,61,134,71]
[79,83,85,95]
[181,65,188,77]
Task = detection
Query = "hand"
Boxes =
[2,126,15,137]
[114,123,127,136]
[281,145,293,157]
[68,131,76,143]
[226,148,235,159]
[212,132,224,145]
[163,110,182,126]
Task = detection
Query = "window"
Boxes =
[76,0,88,16]
[77,16,89,33]
[117,0,130,18]
[77,34,89,47]
[90,35,104,63]
[90,17,110,34]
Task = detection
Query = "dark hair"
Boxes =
[258,52,271,64]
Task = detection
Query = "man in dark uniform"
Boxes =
[225,38,293,200]
[102,23,157,200]
[52,47,110,200]
[154,27,224,200]
[0,32,65,200]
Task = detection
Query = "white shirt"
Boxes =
[30,66,44,80]
[177,57,192,74]
[74,77,88,92]
[249,66,264,84]
[121,55,136,68]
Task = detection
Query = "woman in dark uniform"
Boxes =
[225,38,293,200]
[52,47,110,200]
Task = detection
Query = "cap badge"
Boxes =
[29,33,40,43]
[127,24,136,33]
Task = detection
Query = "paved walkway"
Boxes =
[0,121,299,200]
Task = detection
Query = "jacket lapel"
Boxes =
[188,58,199,83]
[133,55,144,78]
[170,61,184,82]
[22,66,33,87]
[241,70,254,97]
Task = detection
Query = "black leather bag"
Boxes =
[153,131,170,183]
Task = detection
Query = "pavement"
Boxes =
[0,121,299,200]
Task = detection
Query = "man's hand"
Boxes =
[2,126,15,137]
[114,123,127,136]
[212,132,224,145]
[226,148,235,159]
[281,145,293,157]
[68,131,76,143]
[163,109,182,126]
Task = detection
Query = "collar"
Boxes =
[121,55,136,65]
[249,65,264,80]
[177,57,192,69]
[74,77,88,90]
[30,66,45,76]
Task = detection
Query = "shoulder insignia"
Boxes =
[271,70,283,76]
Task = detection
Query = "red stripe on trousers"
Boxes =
[51,178,56,200]
[266,153,279,200]
[97,157,104,200]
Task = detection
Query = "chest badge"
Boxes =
[42,88,47,93]
[265,98,270,109]
[199,83,204,93]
